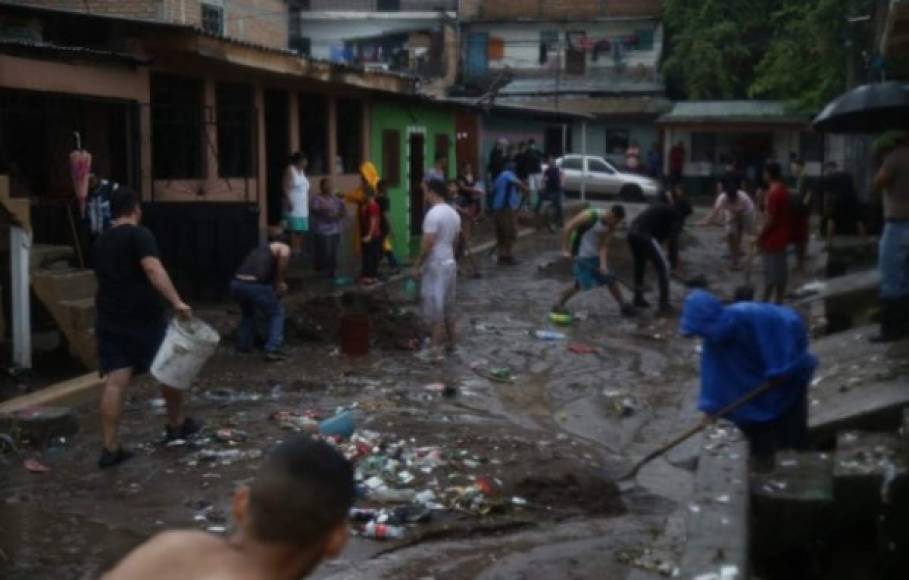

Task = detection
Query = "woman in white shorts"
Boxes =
[701,183,756,270]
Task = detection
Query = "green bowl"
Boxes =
[549,312,574,326]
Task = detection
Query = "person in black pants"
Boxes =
[627,203,689,316]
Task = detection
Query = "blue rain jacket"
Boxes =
[680,290,817,426]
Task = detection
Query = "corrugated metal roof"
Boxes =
[658,101,810,125]
[0,38,147,65]
[497,73,665,97]
[497,95,672,117]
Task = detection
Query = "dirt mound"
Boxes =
[512,472,625,516]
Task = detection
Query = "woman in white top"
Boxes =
[283,152,310,256]
[701,181,756,270]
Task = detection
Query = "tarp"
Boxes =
[680,290,817,426]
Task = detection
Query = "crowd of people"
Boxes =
[81,129,909,577]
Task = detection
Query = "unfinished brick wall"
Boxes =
[163,0,289,48]
[5,0,289,49]
[1,0,165,20]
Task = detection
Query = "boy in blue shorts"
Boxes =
[553,204,634,317]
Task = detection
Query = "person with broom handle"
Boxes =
[680,289,817,469]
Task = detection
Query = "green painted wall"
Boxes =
[370,100,456,258]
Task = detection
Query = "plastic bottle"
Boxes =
[359,522,405,540]
[533,330,566,341]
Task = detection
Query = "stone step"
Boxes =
[58,297,96,331]
[808,325,909,444]
[31,268,98,369]
[795,269,880,334]
[833,430,909,525]
[751,451,835,557]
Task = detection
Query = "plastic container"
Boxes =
[340,312,370,356]
[151,318,220,390]
[359,522,405,540]
[533,330,566,341]
[319,410,356,439]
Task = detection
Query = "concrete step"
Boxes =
[58,297,96,331]
[29,244,77,272]
[809,325,909,444]
[751,451,835,557]
[833,430,909,524]
[31,268,98,370]
[795,268,880,334]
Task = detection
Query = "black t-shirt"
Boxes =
[93,224,164,326]
[631,204,680,243]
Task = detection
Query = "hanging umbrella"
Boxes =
[813,81,909,133]
[69,131,92,215]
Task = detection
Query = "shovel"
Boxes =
[617,378,782,483]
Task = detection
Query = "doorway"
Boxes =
[408,132,425,236]
[455,111,478,176]
[264,89,289,226]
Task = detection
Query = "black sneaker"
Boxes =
[98,447,134,469]
[620,304,637,317]
[633,296,651,308]
[265,351,288,362]
[165,417,204,442]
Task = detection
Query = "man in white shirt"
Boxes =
[413,179,462,355]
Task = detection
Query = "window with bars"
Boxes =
[151,74,204,179]
[216,82,254,178]
[201,3,224,36]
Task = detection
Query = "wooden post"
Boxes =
[10,225,31,370]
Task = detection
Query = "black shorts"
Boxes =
[97,320,168,375]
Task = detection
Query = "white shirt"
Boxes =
[714,191,755,223]
[422,202,461,265]
[288,166,310,219]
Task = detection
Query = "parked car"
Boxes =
[555,155,660,201]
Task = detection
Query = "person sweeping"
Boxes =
[680,290,817,468]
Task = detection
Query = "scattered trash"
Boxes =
[355,521,405,540]
[23,458,50,473]
[567,342,596,355]
[204,388,262,403]
[533,330,566,341]
[270,410,320,432]
[206,526,227,534]
[617,549,677,577]
[215,429,248,443]
[424,383,457,397]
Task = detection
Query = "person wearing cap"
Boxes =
[681,290,817,466]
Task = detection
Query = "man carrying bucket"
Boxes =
[93,188,200,468]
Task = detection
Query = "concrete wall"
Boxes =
[370,100,456,255]
[3,0,165,20]
[465,20,662,74]
[298,13,447,61]
[461,0,662,20]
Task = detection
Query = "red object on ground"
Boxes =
[24,458,51,473]
[340,313,371,356]
[475,476,495,496]
[568,342,597,354]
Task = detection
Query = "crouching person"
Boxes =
[681,290,817,468]
[230,232,291,362]
[103,436,355,580]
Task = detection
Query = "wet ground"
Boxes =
[0,205,818,579]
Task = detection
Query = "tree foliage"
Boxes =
[662,0,873,111]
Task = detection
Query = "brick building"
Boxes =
[2,0,291,49]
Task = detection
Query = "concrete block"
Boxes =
[833,430,909,522]
[751,451,834,557]
[678,421,750,579]
[0,406,78,445]
[29,244,75,272]
[795,269,880,333]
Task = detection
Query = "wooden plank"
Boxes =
[0,372,102,414]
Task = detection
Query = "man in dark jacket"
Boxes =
[627,202,690,315]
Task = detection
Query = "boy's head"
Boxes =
[319,177,331,195]
[605,204,626,226]
[232,437,355,576]
[424,178,448,204]
[446,178,458,198]
[110,187,142,222]
[764,161,783,183]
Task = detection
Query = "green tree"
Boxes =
[751,0,871,112]
[662,0,779,99]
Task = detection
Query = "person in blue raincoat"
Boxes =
[680,290,817,463]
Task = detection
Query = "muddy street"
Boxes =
[1,213,762,579]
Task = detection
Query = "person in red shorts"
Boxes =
[758,162,792,304]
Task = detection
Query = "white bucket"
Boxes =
[151,318,220,391]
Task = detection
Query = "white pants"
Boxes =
[421,259,457,324]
